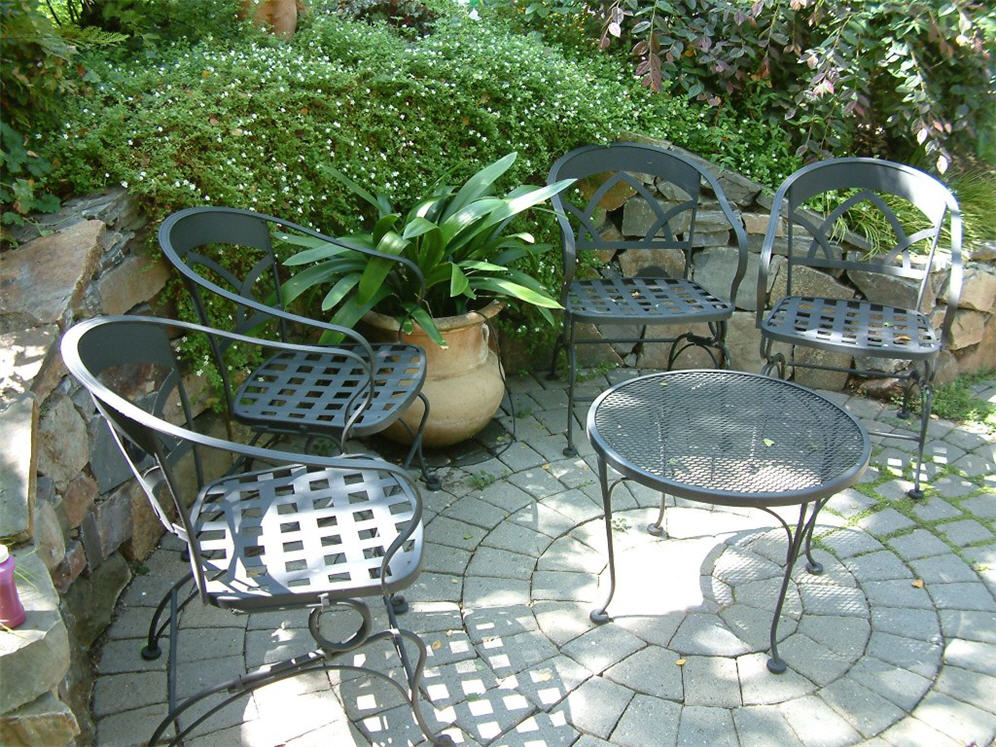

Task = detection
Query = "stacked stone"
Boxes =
[0,191,169,744]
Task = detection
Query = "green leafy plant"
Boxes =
[280,152,571,346]
[595,0,995,171]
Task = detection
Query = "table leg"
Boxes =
[803,497,828,574]
[767,501,816,674]
[648,493,667,536]
[590,457,616,624]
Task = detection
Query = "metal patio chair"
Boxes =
[547,142,748,455]
[159,206,439,489]
[61,315,452,745]
[755,157,963,499]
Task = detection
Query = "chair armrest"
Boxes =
[755,184,791,328]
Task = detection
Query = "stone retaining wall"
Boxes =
[0,148,993,742]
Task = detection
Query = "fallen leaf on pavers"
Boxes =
[912,579,924,588]
[763,438,775,447]
[432,640,443,650]
[676,658,686,666]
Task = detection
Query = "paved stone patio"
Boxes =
[92,371,995,745]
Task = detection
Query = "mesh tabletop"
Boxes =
[587,370,869,507]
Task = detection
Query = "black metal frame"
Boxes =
[61,316,452,745]
[159,206,440,490]
[585,370,870,674]
[547,143,749,456]
[755,158,963,499]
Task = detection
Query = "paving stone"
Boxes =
[531,570,598,603]
[878,716,964,746]
[820,528,886,559]
[499,654,591,712]
[426,517,489,552]
[91,670,167,718]
[938,609,996,643]
[731,704,802,746]
[862,579,934,609]
[507,468,569,500]
[96,703,170,745]
[538,489,604,526]
[875,477,918,501]
[778,694,862,746]
[935,518,994,545]
[719,603,795,651]
[797,583,869,617]
[942,428,991,453]
[443,683,534,743]
[558,675,633,739]
[497,442,547,473]
[960,493,996,519]
[507,502,580,540]
[819,676,906,737]
[477,630,560,678]
[682,655,741,707]
[824,488,878,516]
[251,676,349,743]
[910,690,996,745]
[463,575,531,609]
[497,706,580,746]
[776,633,852,686]
[477,481,535,514]
[677,705,737,746]
[422,543,472,575]
[408,571,463,604]
[911,497,963,522]
[536,534,604,574]
[737,652,817,705]
[96,637,167,675]
[847,655,933,711]
[797,615,870,660]
[944,637,996,676]
[870,607,939,640]
[867,631,942,679]
[531,601,597,647]
[482,520,551,557]
[444,495,510,531]
[603,645,683,701]
[610,694,681,746]
[560,624,646,674]
[910,552,980,583]
[670,613,752,656]
[932,664,996,714]
[928,580,996,611]
[932,473,982,499]
[857,508,916,536]
[842,550,913,580]
[466,545,536,579]
[886,528,951,560]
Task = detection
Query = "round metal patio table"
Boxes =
[586,370,870,673]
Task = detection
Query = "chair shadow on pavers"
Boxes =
[61,316,453,745]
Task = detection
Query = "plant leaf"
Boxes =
[474,277,562,308]
[440,152,517,222]
[450,263,470,297]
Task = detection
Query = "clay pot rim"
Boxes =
[363,300,503,333]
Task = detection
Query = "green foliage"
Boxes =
[595,0,996,171]
[337,0,440,36]
[281,152,569,346]
[1,123,61,234]
[931,371,996,430]
[949,168,996,244]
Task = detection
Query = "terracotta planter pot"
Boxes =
[362,301,505,447]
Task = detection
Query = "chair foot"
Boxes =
[390,594,409,615]
[423,473,442,492]
[647,523,666,537]
[563,446,577,457]
[767,656,787,674]
[907,487,925,500]
[141,644,162,661]
[589,609,610,624]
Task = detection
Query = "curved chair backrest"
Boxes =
[548,142,748,301]
[763,157,963,322]
[60,315,376,602]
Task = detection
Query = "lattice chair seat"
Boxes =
[568,277,733,323]
[233,343,425,438]
[762,296,940,359]
[195,462,422,609]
